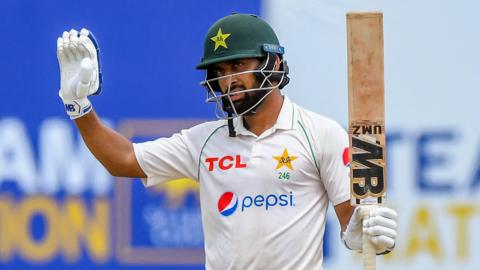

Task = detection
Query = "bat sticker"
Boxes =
[350,135,385,203]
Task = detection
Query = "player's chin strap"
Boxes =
[227,112,236,137]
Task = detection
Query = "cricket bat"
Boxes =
[346,12,387,270]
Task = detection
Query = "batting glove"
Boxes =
[57,28,102,119]
[342,206,398,255]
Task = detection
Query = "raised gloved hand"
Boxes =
[57,28,102,119]
[342,206,397,255]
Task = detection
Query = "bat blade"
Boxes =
[347,11,387,270]
[347,11,386,207]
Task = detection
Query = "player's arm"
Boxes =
[74,110,146,178]
[333,200,355,232]
[57,29,146,178]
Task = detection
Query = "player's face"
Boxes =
[212,58,262,114]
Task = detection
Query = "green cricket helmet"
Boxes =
[197,13,284,69]
[197,13,290,129]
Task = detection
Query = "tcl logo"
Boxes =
[205,155,247,171]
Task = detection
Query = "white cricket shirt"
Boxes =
[133,96,350,270]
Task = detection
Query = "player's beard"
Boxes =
[224,82,267,116]
[233,90,261,115]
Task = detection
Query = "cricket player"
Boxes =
[56,13,397,270]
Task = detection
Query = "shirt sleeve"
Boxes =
[318,121,351,206]
[133,130,196,187]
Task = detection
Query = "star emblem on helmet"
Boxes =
[210,28,231,51]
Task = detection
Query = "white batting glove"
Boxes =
[57,28,102,119]
[342,206,397,255]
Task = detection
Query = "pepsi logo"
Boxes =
[218,192,294,216]
[218,192,238,216]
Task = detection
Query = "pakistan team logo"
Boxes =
[273,148,298,170]
[210,28,231,51]
[273,148,298,181]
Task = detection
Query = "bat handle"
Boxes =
[363,205,376,270]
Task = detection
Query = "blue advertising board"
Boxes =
[0,1,260,269]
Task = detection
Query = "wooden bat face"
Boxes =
[347,12,387,206]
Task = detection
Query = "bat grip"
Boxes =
[363,205,376,270]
